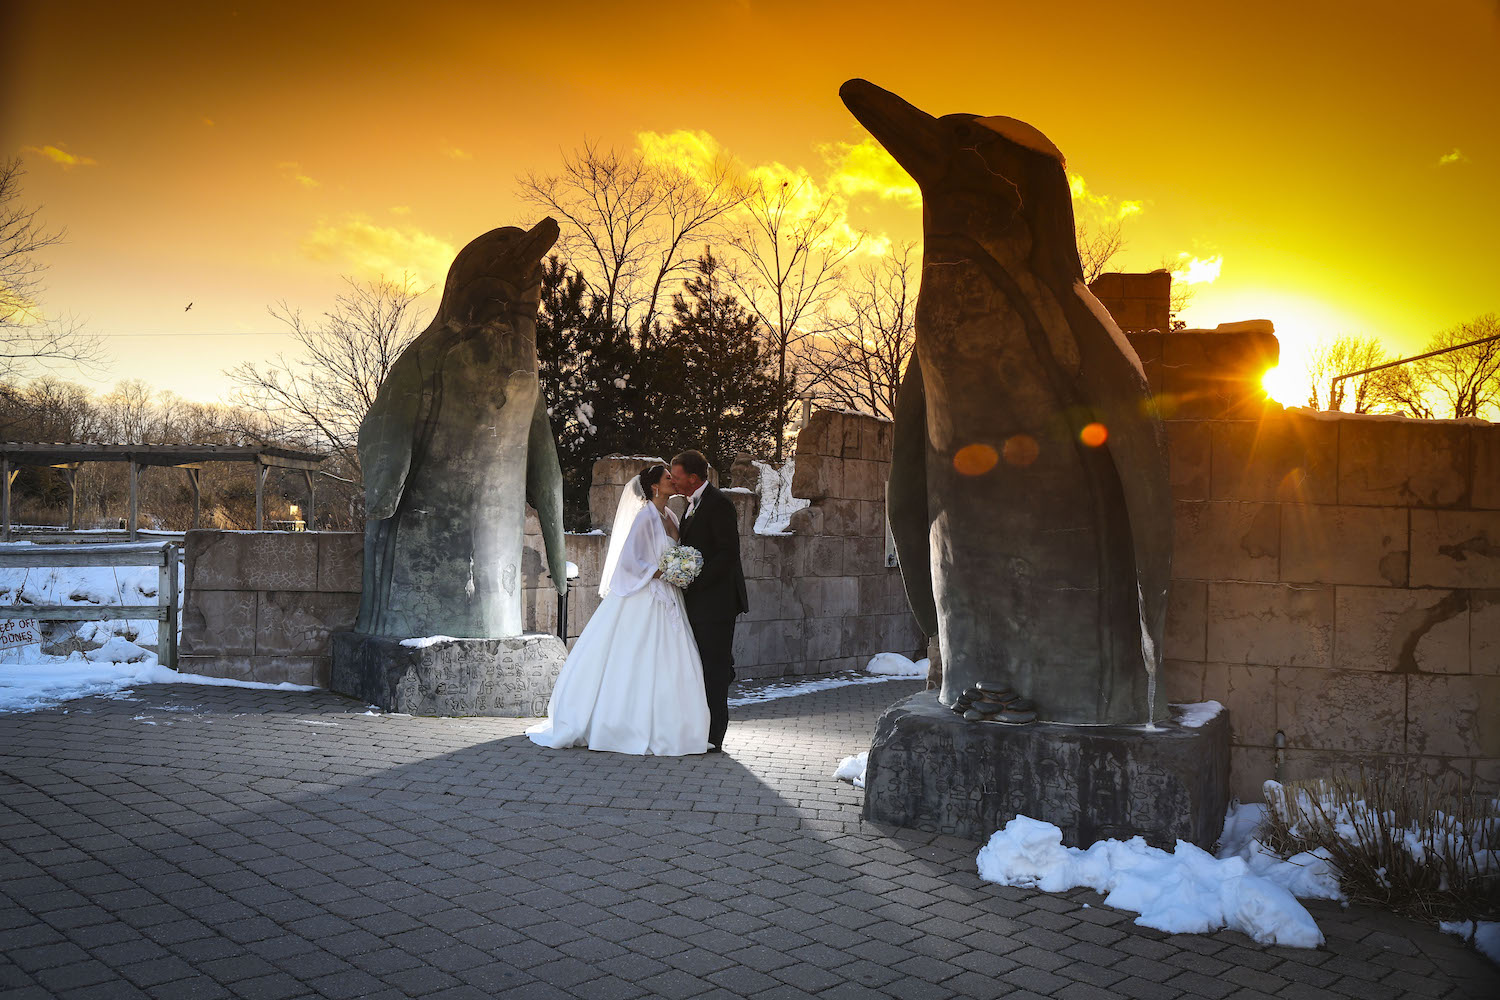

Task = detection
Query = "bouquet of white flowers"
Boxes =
[659,545,704,589]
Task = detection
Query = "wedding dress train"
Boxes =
[526,491,710,756]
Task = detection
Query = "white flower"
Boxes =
[659,545,704,588]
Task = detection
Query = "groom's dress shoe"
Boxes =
[706,744,722,753]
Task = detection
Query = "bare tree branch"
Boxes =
[804,241,917,420]
[1076,218,1125,284]
[0,156,105,379]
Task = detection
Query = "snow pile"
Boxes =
[1214,801,1343,902]
[866,652,929,678]
[834,751,867,789]
[728,671,917,707]
[1440,920,1500,964]
[0,657,317,714]
[752,460,809,535]
[399,635,458,649]
[977,816,1324,947]
[1174,701,1225,728]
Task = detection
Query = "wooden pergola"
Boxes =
[0,443,328,541]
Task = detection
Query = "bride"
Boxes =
[526,464,710,756]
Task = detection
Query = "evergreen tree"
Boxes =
[536,256,646,528]
[657,250,779,475]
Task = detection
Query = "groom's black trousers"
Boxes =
[691,618,736,746]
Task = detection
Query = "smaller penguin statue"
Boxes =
[354,218,568,639]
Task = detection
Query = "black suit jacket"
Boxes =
[679,483,749,623]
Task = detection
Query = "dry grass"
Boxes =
[1263,769,1499,923]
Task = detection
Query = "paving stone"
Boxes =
[1,679,1495,1000]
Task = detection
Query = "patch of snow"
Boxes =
[973,115,1066,163]
[399,635,458,649]
[84,636,152,664]
[866,652,928,678]
[0,658,317,714]
[728,672,917,707]
[834,751,868,789]
[977,816,1324,948]
[1439,920,1500,965]
[1073,279,1146,380]
[1173,701,1224,729]
[299,720,339,726]
[1214,798,1343,902]
[1214,319,1275,336]
[752,460,810,535]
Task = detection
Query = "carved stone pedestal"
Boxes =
[330,632,567,717]
[863,691,1229,849]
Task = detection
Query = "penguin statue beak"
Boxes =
[839,79,945,188]
[521,217,560,263]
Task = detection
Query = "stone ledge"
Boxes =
[330,632,567,717]
[863,691,1230,849]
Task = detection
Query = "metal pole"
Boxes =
[1330,331,1500,391]
[62,467,78,530]
[1,456,9,543]
[303,469,315,531]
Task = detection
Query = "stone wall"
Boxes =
[544,423,925,679]
[180,530,362,687]
[1090,271,1172,333]
[1126,329,1500,800]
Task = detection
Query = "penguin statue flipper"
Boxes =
[887,354,938,637]
[526,387,568,596]
[359,352,423,520]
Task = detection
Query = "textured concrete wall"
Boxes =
[1127,330,1500,800]
[180,530,362,687]
[1090,271,1172,334]
[552,416,925,680]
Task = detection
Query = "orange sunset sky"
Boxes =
[3,0,1497,405]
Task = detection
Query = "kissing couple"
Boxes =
[527,450,749,756]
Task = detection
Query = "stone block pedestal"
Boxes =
[863,691,1230,849]
[330,632,567,717]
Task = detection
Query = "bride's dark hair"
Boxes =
[639,464,667,494]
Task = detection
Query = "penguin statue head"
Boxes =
[436,217,560,331]
[839,80,1081,291]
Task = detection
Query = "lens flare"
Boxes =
[954,443,1000,476]
[1001,435,1039,467]
[1079,422,1108,447]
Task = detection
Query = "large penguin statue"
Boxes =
[840,80,1171,726]
[354,218,568,639]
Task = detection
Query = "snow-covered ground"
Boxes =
[0,546,316,713]
[730,651,926,707]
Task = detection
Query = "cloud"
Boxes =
[443,147,474,161]
[276,161,319,188]
[819,138,921,208]
[202,117,215,127]
[390,205,412,215]
[301,215,456,286]
[1174,252,1222,284]
[22,144,98,170]
[1069,172,1142,221]
[1438,148,1468,166]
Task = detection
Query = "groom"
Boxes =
[671,450,748,752]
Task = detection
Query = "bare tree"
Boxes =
[0,157,104,379]
[226,275,428,479]
[1077,218,1125,284]
[1156,256,1199,328]
[1304,334,1389,412]
[1368,314,1500,420]
[727,178,863,460]
[806,242,917,419]
[520,141,746,339]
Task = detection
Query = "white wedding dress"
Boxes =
[526,482,710,756]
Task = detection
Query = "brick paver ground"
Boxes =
[2,678,1495,1000]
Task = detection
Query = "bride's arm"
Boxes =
[662,506,679,542]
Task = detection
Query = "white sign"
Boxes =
[0,618,43,649]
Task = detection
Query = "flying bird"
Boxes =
[184,302,193,312]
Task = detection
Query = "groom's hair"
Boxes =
[671,450,709,480]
